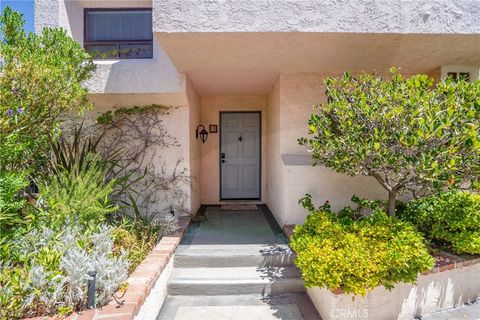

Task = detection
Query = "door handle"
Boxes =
[221,159,226,163]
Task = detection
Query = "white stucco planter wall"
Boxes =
[307,263,480,320]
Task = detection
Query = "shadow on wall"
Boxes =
[408,268,478,317]
[62,0,185,93]
[90,41,184,94]
[62,105,191,221]
[307,263,480,320]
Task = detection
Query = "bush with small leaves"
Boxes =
[0,171,29,234]
[290,195,434,296]
[60,225,129,308]
[37,154,118,229]
[154,215,179,237]
[398,191,480,254]
[0,7,94,172]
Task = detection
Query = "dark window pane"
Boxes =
[86,10,152,42]
[459,72,470,81]
[447,72,458,81]
[85,44,119,59]
[118,44,153,59]
[85,9,153,59]
[121,12,152,41]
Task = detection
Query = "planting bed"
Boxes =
[24,216,191,320]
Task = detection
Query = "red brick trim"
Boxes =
[282,224,296,239]
[24,216,191,320]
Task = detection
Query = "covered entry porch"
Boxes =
[176,31,480,227]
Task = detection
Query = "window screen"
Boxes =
[447,72,471,82]
[85,9,153,59]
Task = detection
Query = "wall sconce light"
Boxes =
[195,125,209,143]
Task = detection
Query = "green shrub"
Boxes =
[37,154,117,229]
[0,7,94,172]
[0,266,29,320]
[0,171,28,232]
[290,195,434,296]
[0,8,171,320]
[112,225,157,272]
[398,191,480,254]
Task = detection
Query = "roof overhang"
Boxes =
[155,33,480,96]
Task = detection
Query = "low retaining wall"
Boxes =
[25,216,191,320]
[307,256,480,320]
[307,263,480,320]
[282,224,480,320]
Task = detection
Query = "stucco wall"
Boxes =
[199,96,267,205]
[83,40,186,94]
[307,263,480,320]
[85,93,195,216]
[265,79,287,226]
[153,0,480,34]
[186,80,202,214]
[34,0,60,32]
[35,0,185,95]
[277,74,387,224]
[35,0,152,36]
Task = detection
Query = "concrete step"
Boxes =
[157,293,321,320]
[174,244,296,268]
[167,266,305,296]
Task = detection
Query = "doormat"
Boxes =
[221,204,258,211]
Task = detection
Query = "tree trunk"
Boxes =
[387,191,397,216]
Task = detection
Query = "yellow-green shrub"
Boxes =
[112,225,158,272]
[398,191,480,254]
[290,196,434,296]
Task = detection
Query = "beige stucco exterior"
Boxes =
[35,0,480,224]
[264,74,388,225]
[81,93,198,215]
[186,80,202,214]
[199,96,267,205]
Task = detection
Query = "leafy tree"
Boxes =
[0,7,95,172]
[299,68,480,215]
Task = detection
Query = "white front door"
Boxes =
[220,112,261,199]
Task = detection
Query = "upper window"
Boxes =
[84,9,153,59]
[441,65,479,82]
[447,72,470,82]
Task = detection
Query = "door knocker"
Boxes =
[238,135,243,142]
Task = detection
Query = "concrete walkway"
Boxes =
[157,206,321,320]
[421,300,480,320]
